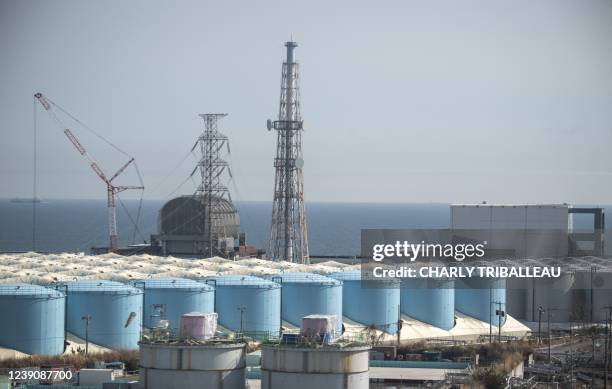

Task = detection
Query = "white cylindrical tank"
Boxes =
[527,273,581,322]
[139,342,245,389]
[506,278,530,320]
[261,345,370,389]
[591,271,612,322]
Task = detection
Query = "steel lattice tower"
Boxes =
[192,113,233,257]
[268,41,309,263]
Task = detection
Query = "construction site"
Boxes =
[0,30,611,389]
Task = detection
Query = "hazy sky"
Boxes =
[1,0,612,204]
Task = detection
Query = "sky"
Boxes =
[1,0,612,204]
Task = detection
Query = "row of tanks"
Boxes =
[0,272,515,356]
[6,270,611,356]
[507,269,612,323]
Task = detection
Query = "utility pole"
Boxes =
[489,288,493,343]
[81,315,92,355]
[569,321,573,388]
[604,306,612,388]
[494,302,505,342]
[268,41,309,263]
[592,329,596,388]
[396,304,402,346]
[548,310,552,364]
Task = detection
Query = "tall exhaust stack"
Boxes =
[268,41,309,263]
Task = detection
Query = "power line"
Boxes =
[32,97,38,252]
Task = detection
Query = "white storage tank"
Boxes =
[506,278,530,320]
[591,271,612,322]
[261,344,370,389]
[139,341,246,389]
[526,273,581,322]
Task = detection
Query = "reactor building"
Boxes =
[151,114,241,257]
[151,195,240,256]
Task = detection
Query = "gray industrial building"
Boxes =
[150,195,240,256]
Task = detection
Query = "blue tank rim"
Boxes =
[132,277,214,292]
[400,278,455,288]
[202,275,281,289]
[272,272,342,286]
[61,280,143,295]
[329,270,362,281]
[0,283,64,299]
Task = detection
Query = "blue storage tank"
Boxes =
[401,278,455,330]
[0,283,65,355]
[64,280,143,349]
[331,271,400,334]
[205,275,281,338]
[273,273,343,333]
[455,277,507,326]
[134,277,214,329]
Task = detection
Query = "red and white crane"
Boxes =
[34,92,144,252]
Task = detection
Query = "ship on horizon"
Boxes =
[10,197,42,204]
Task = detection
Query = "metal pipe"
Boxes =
[133,281,146,337]
[285,41,297,64]
[53,283,69,352]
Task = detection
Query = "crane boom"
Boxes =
[34,92,144,252]
[109,158,134,183]
[63,129,108,182]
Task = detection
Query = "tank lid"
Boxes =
[204,275,280,289]
[63,280,143,294]
[137,277,213,291]
[0,283,64,298]
[329,271,361,281]
[330,270,401,284]
[181,311,217,317]
[273,272,342,286]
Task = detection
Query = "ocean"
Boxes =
[0,199,450,255]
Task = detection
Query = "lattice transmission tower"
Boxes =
[191,113,233,257]
[268,41,309,263]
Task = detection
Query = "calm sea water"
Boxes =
[0,199,449,255]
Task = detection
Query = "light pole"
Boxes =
[538,306,545,345]
[81,315,92,355]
